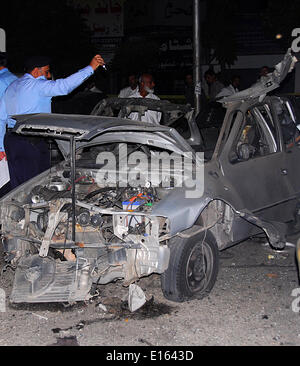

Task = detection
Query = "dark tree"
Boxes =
[201,0,238,70]
[110,39,160,77]
[0,0,95,76]
[262,0,300,50]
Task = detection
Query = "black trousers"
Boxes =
[4,131,50,190]
[0,182,11,199]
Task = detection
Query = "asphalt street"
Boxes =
[0,234,299,346]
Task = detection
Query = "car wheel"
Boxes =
[161,230,219,302]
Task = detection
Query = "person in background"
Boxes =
[128,73,161,124]
[216,75,241,98]
[118,73,138,98]
[84,75,103,93]
[260,66,270,78]
[0,54,104,189]
[203,69,224,101]
[184,72,194,107]
[0,52,18,98]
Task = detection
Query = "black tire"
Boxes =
[161,230,219,302]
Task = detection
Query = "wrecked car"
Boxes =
[90,96,203,150]
[0,49,299,304]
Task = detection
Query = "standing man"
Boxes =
[259,66,270,78]
[216,75,241,98]
[128,73,161,124]
[0,54,104,189]
[203,69,224,101]
[118,73,138,98]
[184,73,194,107]
[0,52,18,98]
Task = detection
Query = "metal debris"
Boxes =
[128,284,146,312]
[97,303,108,312]
[49,336,79,346]
[31,312,48,320]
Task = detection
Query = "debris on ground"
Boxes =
[128,284,146,312]
[49,336,79,346]
[31,312,48,321]
[99,297,124,314]
[97,303,108,312]
[138,338,154,346]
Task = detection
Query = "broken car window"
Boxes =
[273,99,300,149]
[230,105,278,163]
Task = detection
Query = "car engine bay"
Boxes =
[0,145,175,303]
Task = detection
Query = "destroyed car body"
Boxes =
[90,96,203,149]
[0,49,299,304]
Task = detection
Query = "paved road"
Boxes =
[0,235,299,346]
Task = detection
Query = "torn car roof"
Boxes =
[218,49,297,104]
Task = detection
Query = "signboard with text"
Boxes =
[71,0,124,62]
[72,0,124,38]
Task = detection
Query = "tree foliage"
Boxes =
[110,39,160,76]
[0,0,95,76]
[262,0,300,50]
[201,0,238,69]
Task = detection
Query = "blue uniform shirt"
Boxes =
[0,68,18,98]
[0,65,94,151]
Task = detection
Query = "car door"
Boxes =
[218,101,294,222]
[273,97,300,196]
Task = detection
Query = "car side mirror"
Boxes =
[236,143,252,161]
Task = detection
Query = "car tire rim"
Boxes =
[185,241,213,294]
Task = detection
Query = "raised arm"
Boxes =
[38,55,105,97]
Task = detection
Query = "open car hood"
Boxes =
[11,113,195,159]
[218,48,297,104]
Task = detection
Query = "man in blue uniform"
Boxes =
[0,52,18,197]
[0,54,104,189]
[0,52,17,98]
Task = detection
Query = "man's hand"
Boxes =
[0,151,7,161]
[89,55,105,71]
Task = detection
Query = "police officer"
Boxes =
[0,54,104,189]
[0,52,17,98]
[0,52,18,197]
